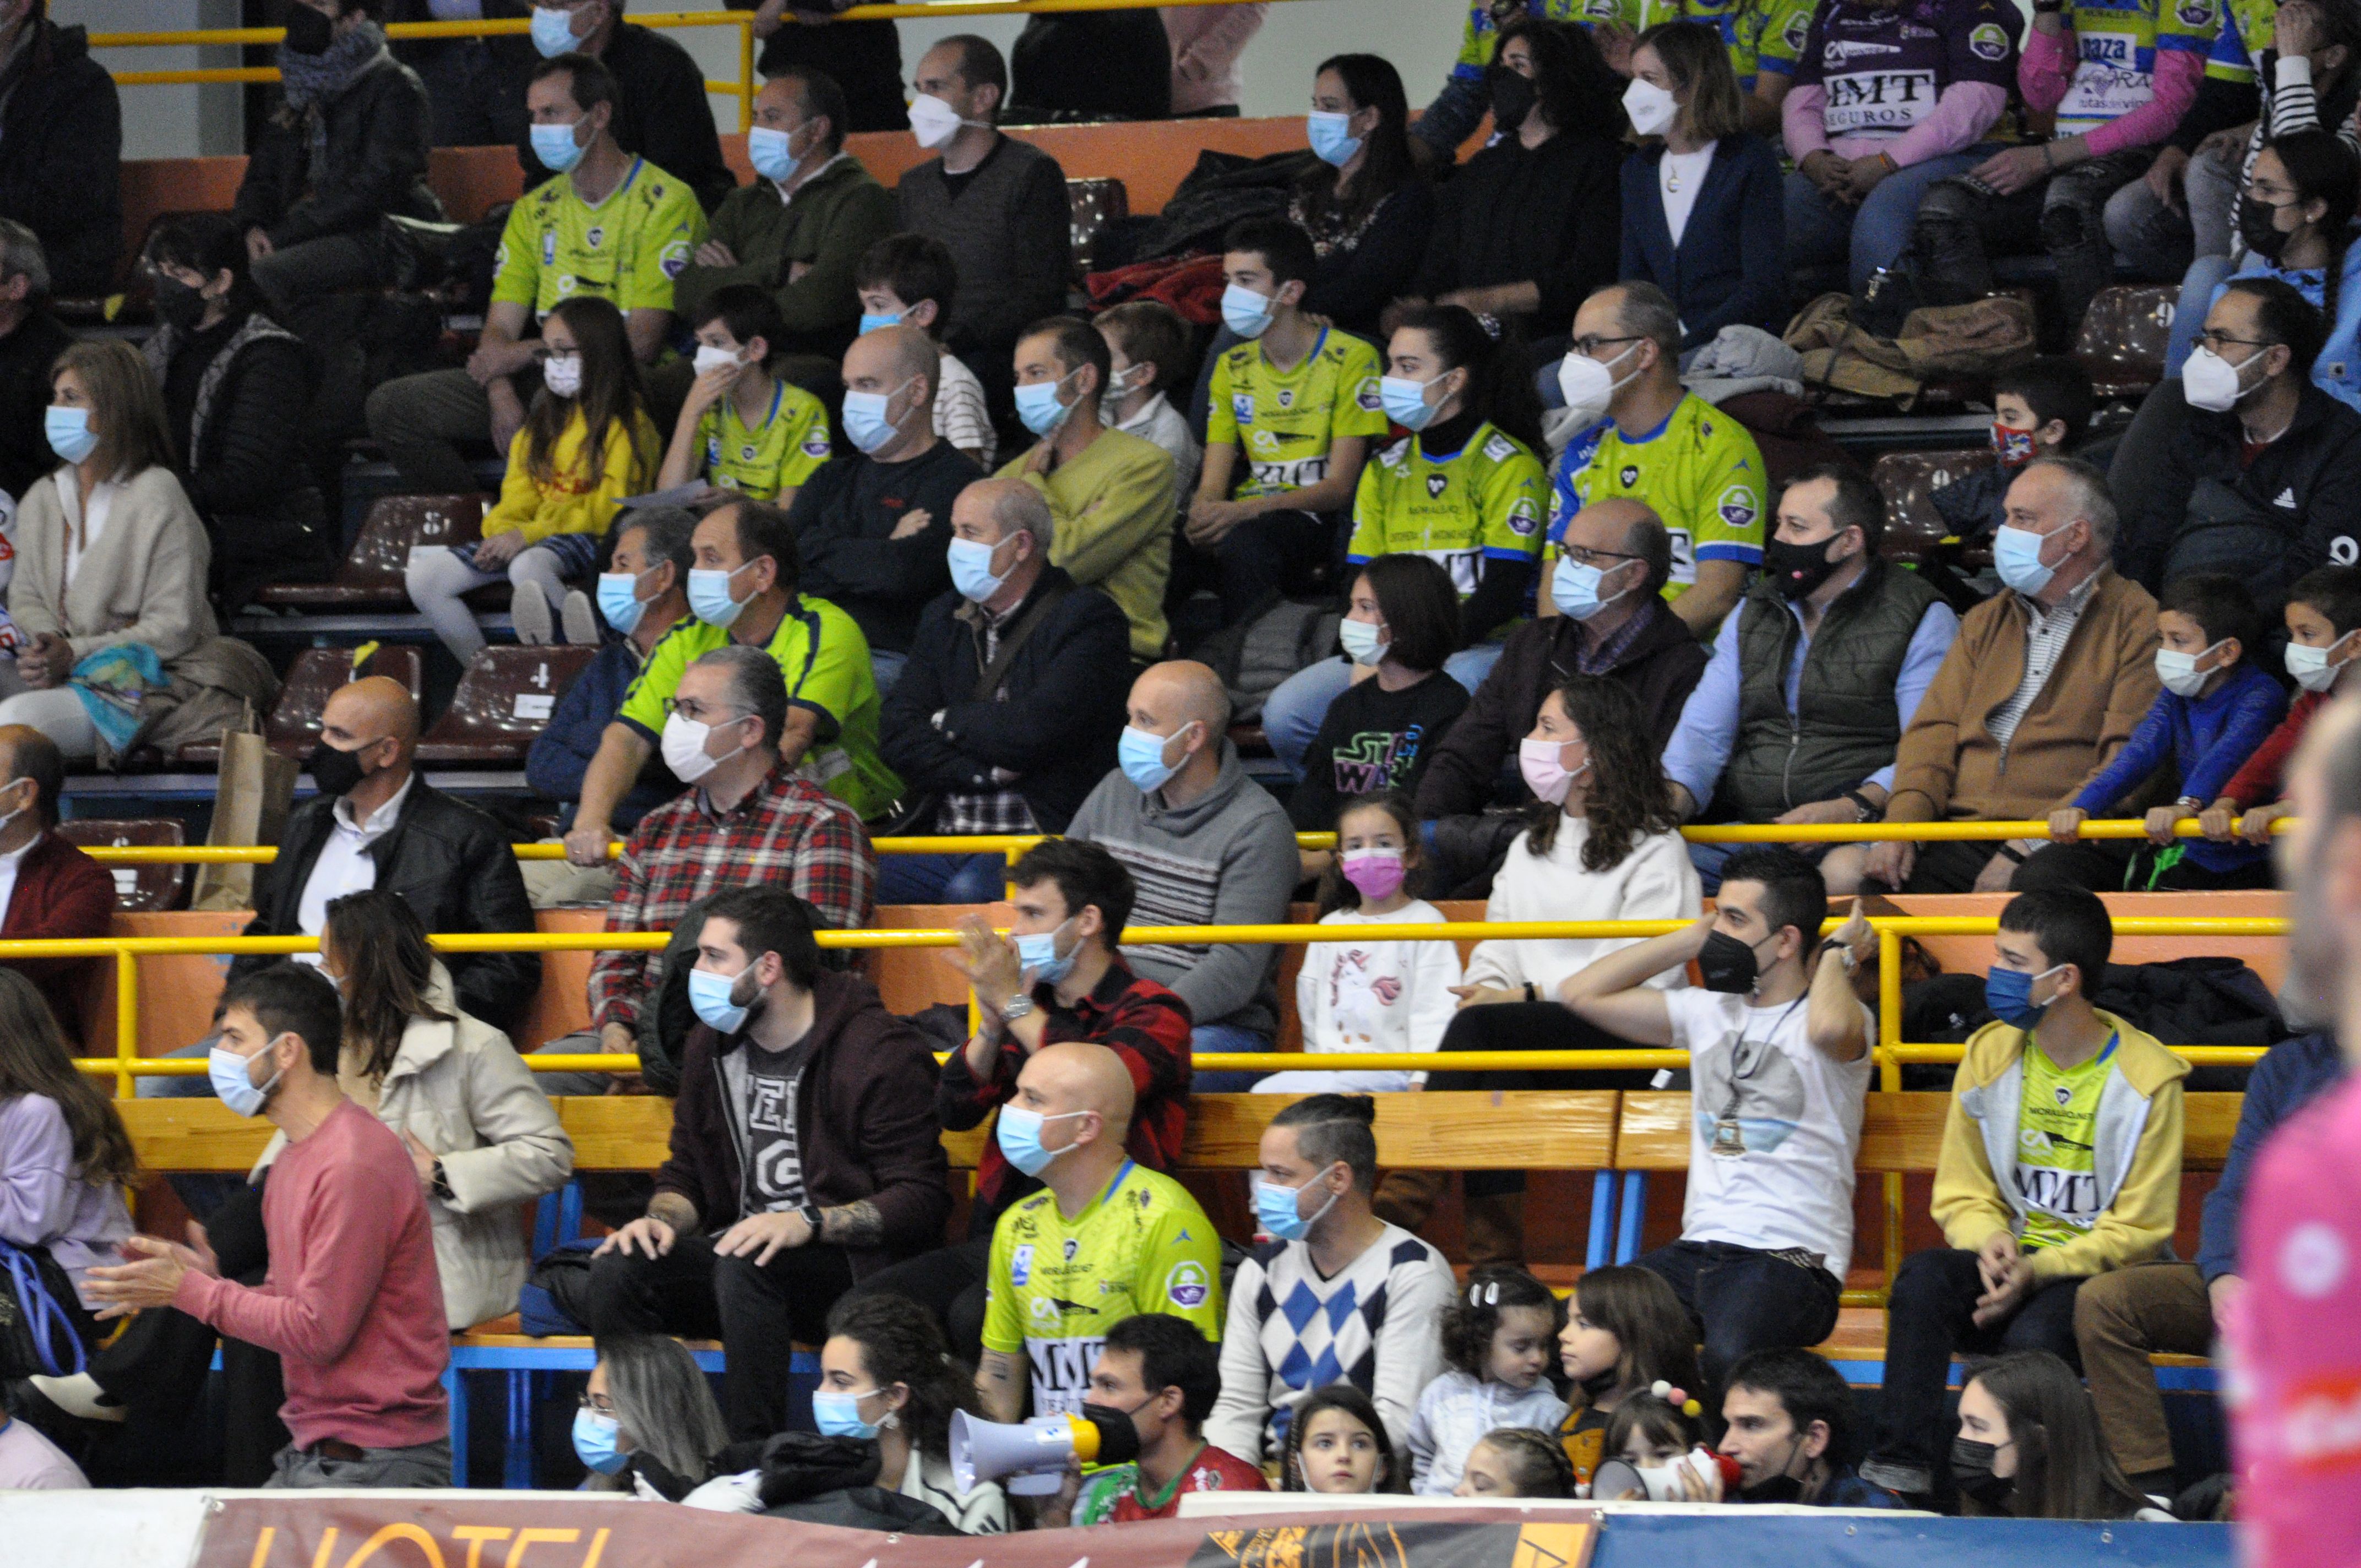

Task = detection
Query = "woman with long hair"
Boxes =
[1,338,276,765]
[1953,1352,2170,1520]
[1375,675,1701,1260]
[1619,21,1788,351]
[405,292,659,661]
[810,1292,1009,1531]
[305,889,572,1330]
[1411,18,1625,330]
[1272,551,1470,802]
[0,967,134,1347]
[575,1333,732,1496]
[1290,54,1433,340]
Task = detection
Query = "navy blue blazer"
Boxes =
[1618,134,1787,351]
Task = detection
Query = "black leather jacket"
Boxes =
[233,50,442,247]
[235,777,538,1032]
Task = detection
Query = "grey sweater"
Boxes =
[895,135,1073,361]
[1065,740,1299,1037]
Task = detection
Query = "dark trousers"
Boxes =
[1428,1001,1686,1198]
[2014,836,2276,894]
[411,40,530,148]
[1867,1246,2085,1489]
[1169,507,1336,628]
[848,1235,992,1367]
[1913,146,2155,327]
[1631,1238,1843,1389]
[1896,838,2012,894]
[583,1230,855,1441]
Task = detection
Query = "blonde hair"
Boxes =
[1636,22,1746,145]
[52,339,176,483]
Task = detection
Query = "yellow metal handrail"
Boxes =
[52,913,2283,1094]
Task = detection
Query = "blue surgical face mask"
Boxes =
[1255,1165,1342,1242]
[1984,961,2067,1031]
[596,566,655,636]
[1119,721,1194,796]
[947,533,1015,604]
[45,405,95,465]
[747,124,802,184]
[1014,916,1076,986]
[1380,374,1440,432]
[531,6,580,58]
[1992,525,2058,597]
[1337,616,1386,666]
[995,1103,1087,1177]
[811,1389,884,1441]
[687,963,753,1034]
[687,559,758,628]
[209,1037,285,1118]
[1014,368,1080,437]
[840,377,913,456]
[1221,282,1277,340]
[858,311,902,336]
[1551,555,1633,622]
[531,118,586,174]
[1307,110,1362,168]
[572,1408,628,1474]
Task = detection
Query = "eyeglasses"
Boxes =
[2196,330,2278,355]
[662,698,750,723]
[1559,543,1642,569]
[1570,335,1642,358]
[579,1392,617,1417]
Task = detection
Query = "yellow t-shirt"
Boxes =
[691,381,833,502]
[483,406,662,545]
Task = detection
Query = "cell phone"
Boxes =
[1958,174,2000,197]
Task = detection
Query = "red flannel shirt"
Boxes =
[589,759,876,1032]
[937,956,1193,1218]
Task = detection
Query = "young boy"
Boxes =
[2037,573,2286,891]
[2205,563,2361,846]
[1043,1314,1266,1525]
[1097,300,1202,502]
[657,284,832,508]
[1859,888,2188,1502]
[1187,215,1387,626]
[1931,357,2095,544]
[854,232,994,470]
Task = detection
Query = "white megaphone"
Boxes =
[950,1404,1142,1496]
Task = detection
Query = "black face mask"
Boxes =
[1491,69,1537,132]
[2239,195,2296,262]
[1738,1473,1805,1504]
[1949,1436,2016,1510]
[153,276,208,334]
[1762,534,1850,601]
[308,737,373,799]
[1698,929,1768,994]
[282,4,335,57]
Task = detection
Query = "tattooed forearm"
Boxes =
[818,1200,883,1248]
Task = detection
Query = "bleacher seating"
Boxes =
[175,645,425,767]
[253,494,492,612]
[415,645,600,767]
[1871,449,1996,562]
[57,819,187,912]
[2074,284,2178,402]
[1067,177,1130,280]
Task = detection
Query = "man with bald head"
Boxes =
[0,723,113,1038]
[788,322,981,688]
[1067,659,1298,1086]
[973,1040,1222,1423]
[236,677,537,1031]
[876,475,1131,903]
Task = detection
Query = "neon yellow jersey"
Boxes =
[2049,0,2217,137]
[615,597,900,821]
[1205,329,1389,500]
[1550,393,1765,602]
[692,382,833,502]
[980,1162,1225,1417]
[2015,1035,2118,1251]
[2205,0,2270,83]
[489,157,708,319]
[1687,0,1819,86]
[1346,423,1547,597]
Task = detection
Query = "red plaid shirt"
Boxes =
[938,956,1194,1218]
[589,760,875,1032]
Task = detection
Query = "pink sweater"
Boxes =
[1783,80,2011,167]
[175,1098,448,1451]
[2018,24,2202,156]
[1162,4,1267,114]
[2228,1074,2361,1567]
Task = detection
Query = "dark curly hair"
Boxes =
[1439,1264,1565,1379]
[1316,792,1427,915]
[823,1291,975,1463]
[1281,1382,1402,1493]
[1524,675,1679,869]
[1472,1427,1578,1498]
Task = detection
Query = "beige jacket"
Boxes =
[10,465,217,662]
[257,967,575,1329]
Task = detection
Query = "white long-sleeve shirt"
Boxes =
[1407,1370,1571,1495]
[1462,821,1702,996]
[1264,900,1462,1093]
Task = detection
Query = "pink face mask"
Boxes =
[1519,737,1588,805]
[1340,848,1406,902]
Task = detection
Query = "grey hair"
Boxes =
[0,220,49,300]
[2026,454,2117,551]
[599,1335,728,1485]
[618,506,697,579]
[691,643,788,754]
[1606,280,1680,358]
[991,481,1056,549]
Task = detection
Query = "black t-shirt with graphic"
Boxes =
[739,1037,815,1213]
[1288,668,1472,831]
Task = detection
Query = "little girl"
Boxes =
[1454,1429,1577,1499]
[1590,1391,1706,1499]
[1265,794,1462,1096]
[1555,1265,1703,1493]
[1283,1385,1399,1495]
[1408,1266,1569,1495]
[406,293,660,662]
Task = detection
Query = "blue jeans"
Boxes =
[1190,1022,1275,1092]
[2164,252,2238,376]
[875,851,1007,905]
[871,649,907,699]
[1784,149,1996,297]
[1262,653,1498,782]
[1686,836,1827,895]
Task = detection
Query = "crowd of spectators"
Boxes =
[4,0,2361,1549]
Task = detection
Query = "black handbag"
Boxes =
[0,1239,89,1380]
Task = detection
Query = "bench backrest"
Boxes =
[1615,1091,2242,1173]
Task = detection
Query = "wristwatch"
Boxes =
[1001,992,1036,1023]
[799,1203,825,1238]
[1843,788,1882,823]
[429,1159,455,1203]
